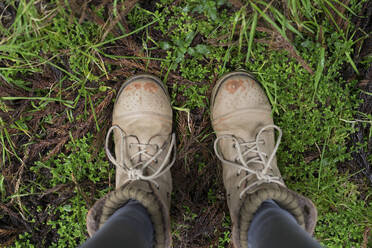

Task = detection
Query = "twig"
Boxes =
[71,172,92,207]
[362,227,370,248]
[78,0,91,24]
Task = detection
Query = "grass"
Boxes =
[0,0,371,247]
[12,134,113,247]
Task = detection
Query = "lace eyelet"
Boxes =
[232,144,236,148]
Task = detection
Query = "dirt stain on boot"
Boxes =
[133,83,142,89]
[124,85,134,91]
[124,82,142,92]
[144,82,158,93]
[224,79,246,94]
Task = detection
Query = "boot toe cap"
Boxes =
[114,77,172,119]
[212,74,271,120]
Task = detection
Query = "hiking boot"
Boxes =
[211,71,317,248]
[87,74,175,248]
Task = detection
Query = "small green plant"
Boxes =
[172,83,208,110]
[13,232,35,248]
[15,134,113,247]
[198,162,207,173]
[47,197,89,248]
[207,188,217,204]
[183,205,198,222]
[218,231,231,248]
[217,216,231,248]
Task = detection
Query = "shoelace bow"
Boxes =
[214,124,285,198]
[105,125,176,188]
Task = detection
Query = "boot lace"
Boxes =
[214,124,284,198]
[105,125,176,188]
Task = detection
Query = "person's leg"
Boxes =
[210,72,318,247]
[81,200,153,248]
[247,200,321,248]
[86,75,175,247]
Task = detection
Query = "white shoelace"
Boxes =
[214,124,285,198]
[105,125,176,188]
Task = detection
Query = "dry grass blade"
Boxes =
[362,226,371,248]
[0,231,18,246]
[68,0,143,58]
[78,0,91,24]
[0,203,29,231]
[100,0,139,41]
[40,183,70,198]
[0,228,19,237]
[228,0,243,9]
[246,10,258,63]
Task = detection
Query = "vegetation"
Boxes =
[0,0,371,247]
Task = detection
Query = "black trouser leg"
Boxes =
[247,200,322,248]
[81,200,154,248]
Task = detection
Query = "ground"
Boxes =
[0,0,371,247]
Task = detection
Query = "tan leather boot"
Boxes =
[87,74,175,248]
[211,71,317,248]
